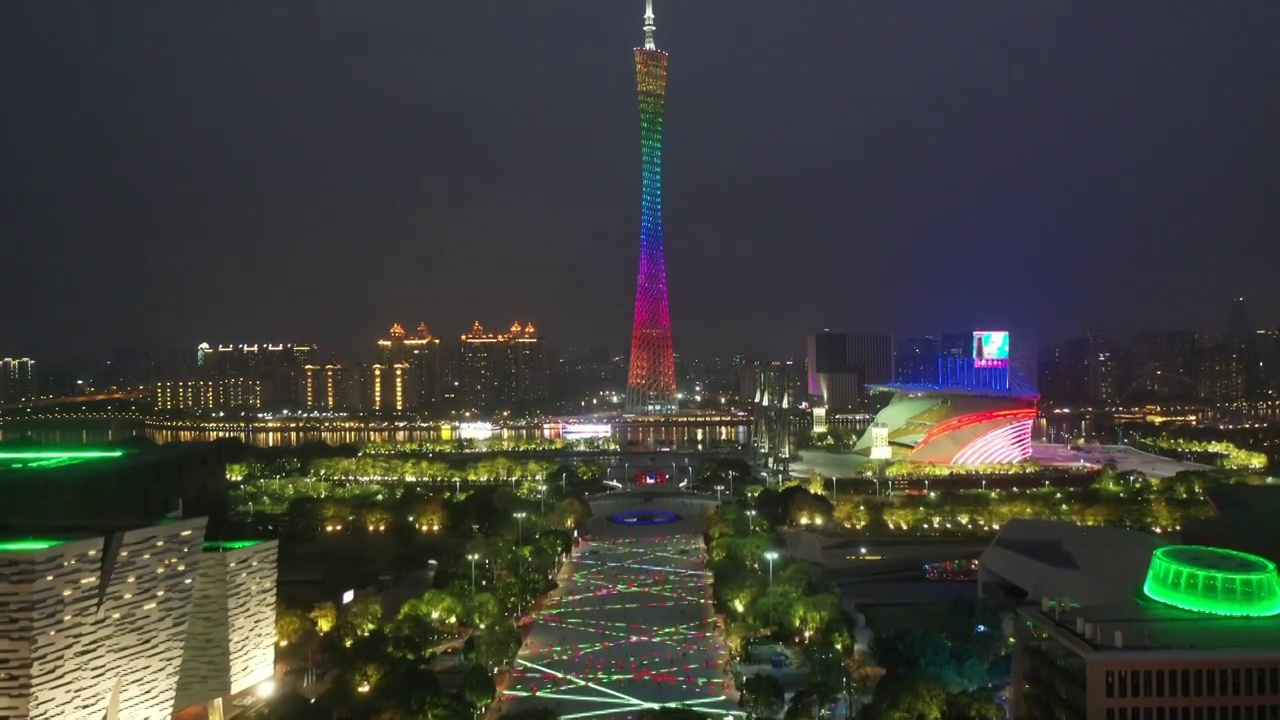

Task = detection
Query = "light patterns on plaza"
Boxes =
[503,536,741,719]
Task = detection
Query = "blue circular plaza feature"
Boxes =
[608,509,682,526]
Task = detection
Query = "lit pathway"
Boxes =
[501,525,740,719]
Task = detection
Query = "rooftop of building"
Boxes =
[1023,599,1280,657]
[981,519,1168,607]
[1205,484,1280,517]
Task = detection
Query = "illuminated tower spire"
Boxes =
[626,0,676,414]
[643,0,656,51]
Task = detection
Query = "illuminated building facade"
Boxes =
[0,527,279,720]
[0,519,208,719]
[0,448,273,719]
[196,342,316,409]
[174,540,278,716]
[855,330,1038,465]
[625,0,677,415]
[0,357,38,403]
[155,378,263,411]
[458,321,545,414]
[302,363,354,411]
[371,322,445,413]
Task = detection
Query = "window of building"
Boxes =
[1197,669,1205,697]
[1270,669,1279,696]
[1120,670,1129,698]
[1145,670,1154,697]
[1158,670,1166,697]
[1170,669,1179,697]
[1235,668,1244,696]
[1108,671,1117,698]
[1246,668,1255,695]
[1182,670,1191,697]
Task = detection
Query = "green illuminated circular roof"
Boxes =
[1143,545,1280,617]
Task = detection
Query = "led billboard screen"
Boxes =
[973,331,1010,367]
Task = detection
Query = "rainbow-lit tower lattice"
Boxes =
[626,0,677,414]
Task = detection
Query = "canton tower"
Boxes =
[626,0,677,414]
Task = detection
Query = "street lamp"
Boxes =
[455,477,461,497]
[746,509,756,536]
[714,484,724,504]
[831,476,837,502]
[539,484,546,514]
[513,512,527,546]
[466,553,480,593]
[764,550,779,628]
[561,471,567,495]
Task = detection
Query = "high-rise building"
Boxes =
[625,0,677,415]
[377,322,445,410]
[896,336,940,385]
[155,378,263,411]
[1255,329,1280,400]
[806,331,892,409]
[368,323,445,414]
[508,322,546,409]
[302,364,358,411]
[457,321,545,414]
[459,321,505,413]
[806,331,860,410]
[848,332,895,385]
[196,343,316,410]
[1231,296,1250,338]
[1201,342,1246,402]
[0,357,38,403]
[1086,331,1117,403]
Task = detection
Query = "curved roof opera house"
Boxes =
[855,395,1038,465]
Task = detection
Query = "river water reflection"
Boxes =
[0,419,753,450]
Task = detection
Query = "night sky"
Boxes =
[3,1,1279,360]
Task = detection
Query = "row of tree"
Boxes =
[252,485,584,719]
[704,501,864,719]
[360,435,618,455]
[832,467,1260,535]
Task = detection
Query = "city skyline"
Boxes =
[3,2,1280,359]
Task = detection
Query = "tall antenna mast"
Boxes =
[643,0,656,50]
